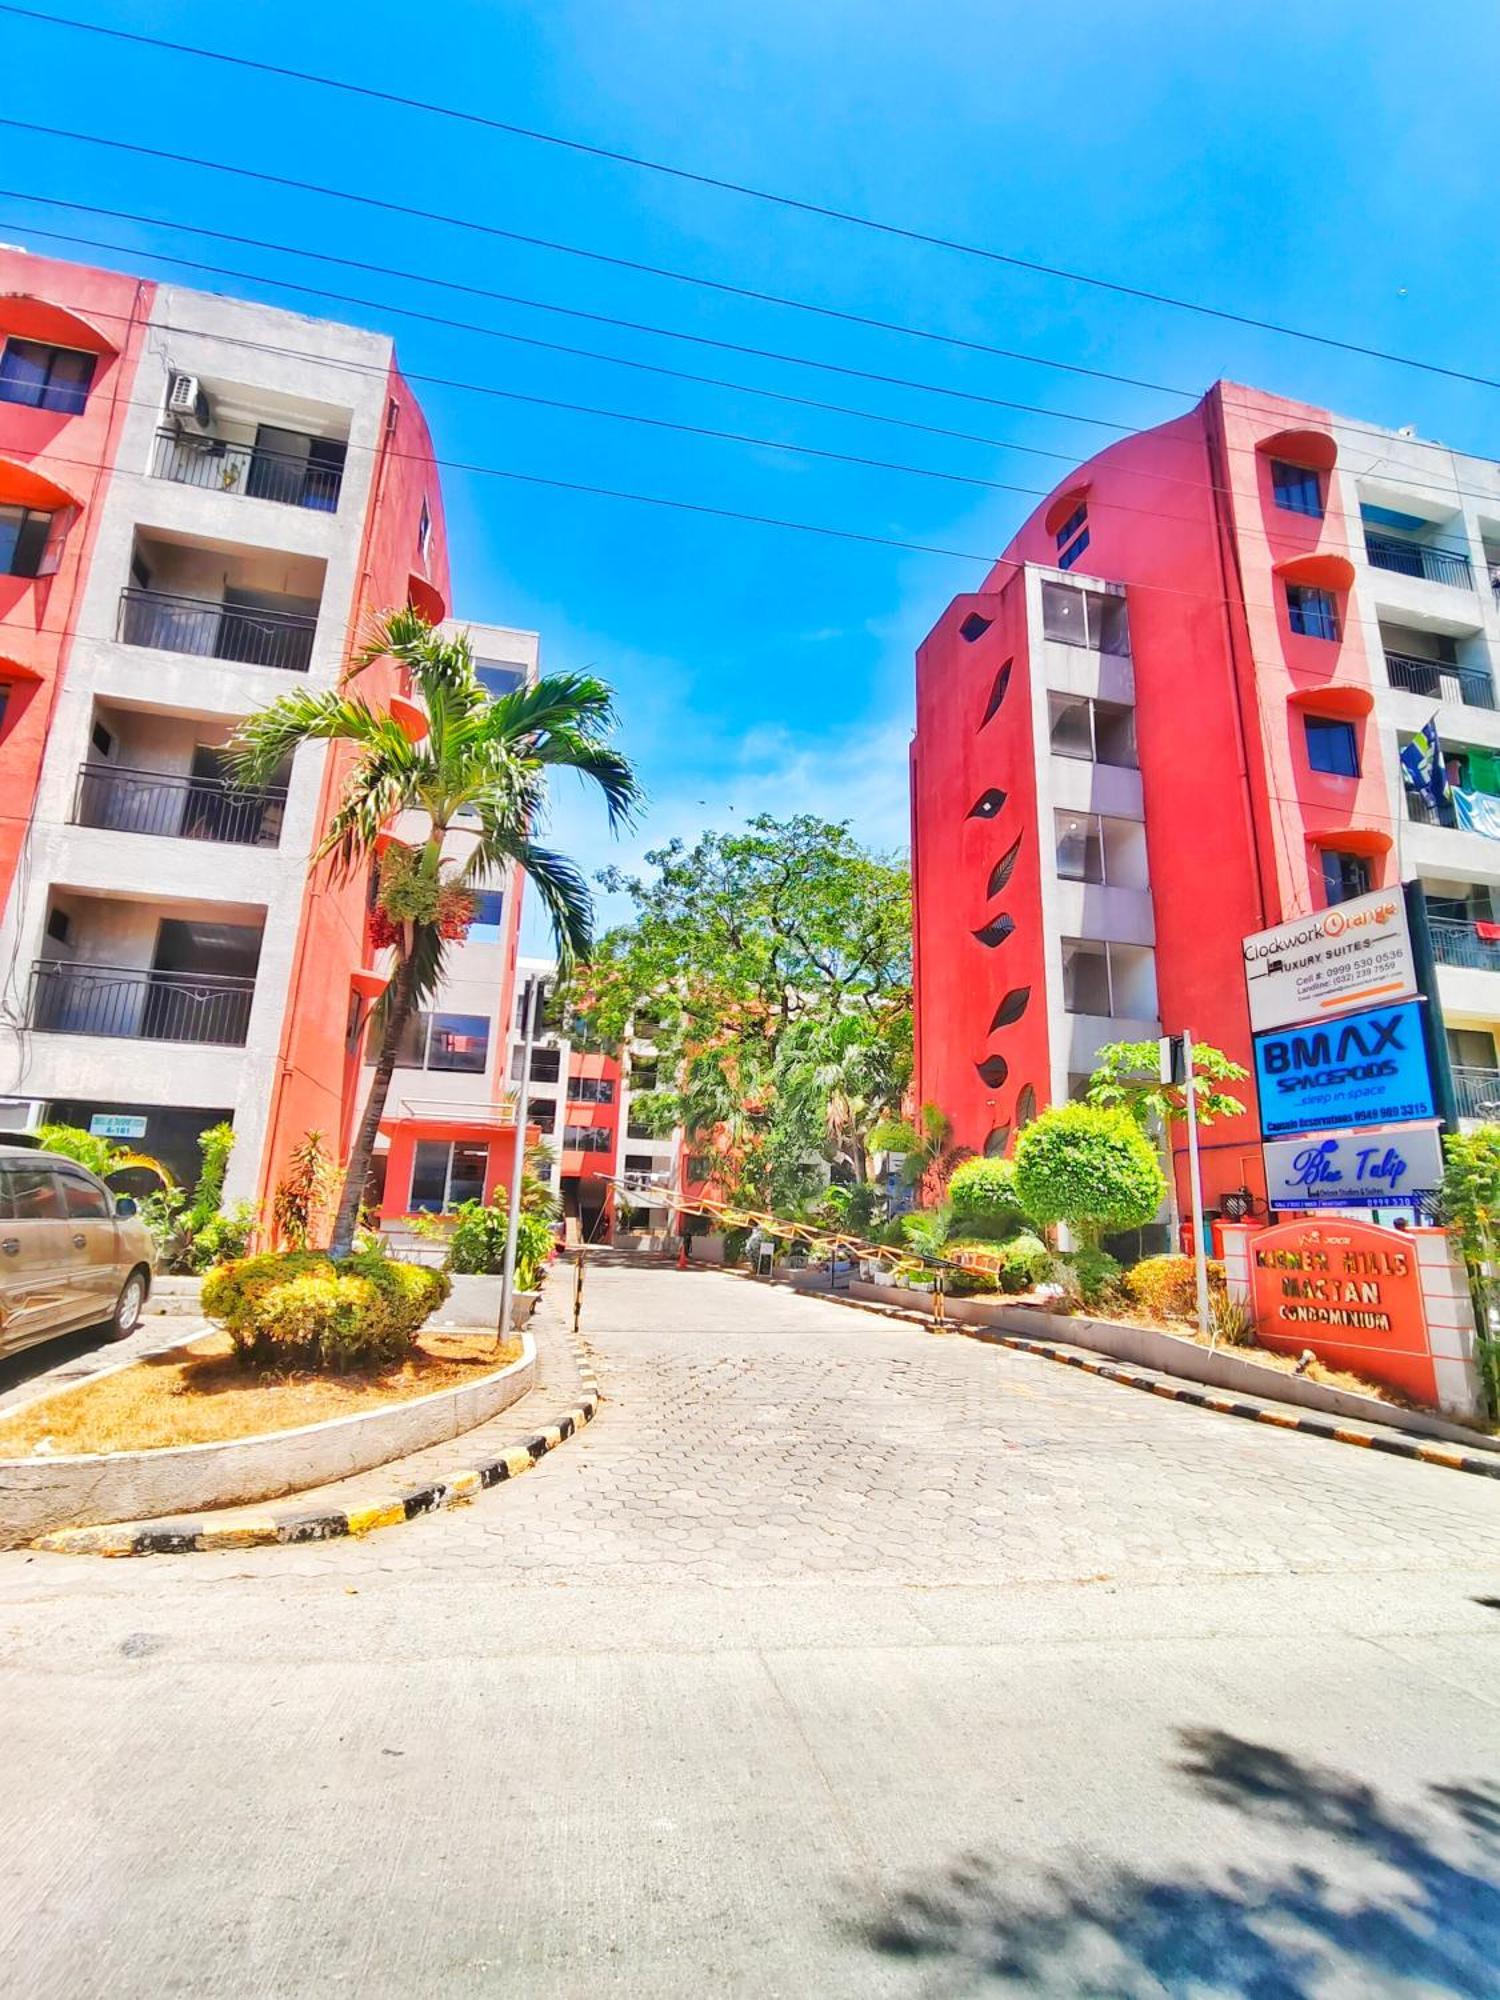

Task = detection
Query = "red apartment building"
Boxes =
[912,379,1500,1223]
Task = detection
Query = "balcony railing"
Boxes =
[29,961,256,1046]
[1451,1065,1500,1122]
[1366,534,1473,590]
[72,765,287,847]
[151,429,344,512]
[118,587,316,674]
[1428,918,1500,973]
[1385,650,1497,710]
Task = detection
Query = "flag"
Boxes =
[1400,718,1449,807]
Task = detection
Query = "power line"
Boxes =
[0,118,1191,403]
[3,3,1493,393]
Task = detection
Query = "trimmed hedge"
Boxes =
[1124,1253,1227,1322]
[947,1157,1029,1241]
[202,1249,451,1372]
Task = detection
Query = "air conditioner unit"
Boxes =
[166,371,212,433]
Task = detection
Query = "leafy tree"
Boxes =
[1013,1103,1166,1250]
[947,1157,1029,1242]
[35,1123,173,1188]
[232,608,638,1254]
[566,815,910,1206]
[1438,1127,1500,1413]
[868,1101,968,1195]
[1086,1038,1248,1129]
[273,1131,340,1251]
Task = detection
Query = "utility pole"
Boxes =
[1165,1032,1213,1343]
[499,972,543,1345]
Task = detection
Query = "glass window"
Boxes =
[0,339,96,414]
[1320,850,1371,906]
[61,1172,110,1220]
[563,1125,611,1152]
[2,1164,66,1219]
[474,660,526,698]
[1286,584,1340,641]
[427,1014,489,1072]
[1304,716,1359,777]
[1061,939,1112,1015]
[1041,581,1088,646]
[407,1139,488,1212]
[0,505,53,579]
[1057,527,1090,571]
[1055,811,1104,883]
[568,1076,615,1104]
[512,1045,561,1083]
[1270,460,1323,517]
[0,684,11,737]
[1048,693,1095,759]
[1092,592,1130,654]
[417,495,432,563]
[447,1143,488,1206]
[1094,702,1137,766]
[469,890,504,943]
[1054,501,1087,550]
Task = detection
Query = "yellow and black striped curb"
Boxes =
[33,1340,604,1559]
[768,1276,1500,1480]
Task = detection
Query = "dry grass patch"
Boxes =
[0,1330,523,1458]
[1087,1307,1421,1408]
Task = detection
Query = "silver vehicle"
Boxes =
[0,1143,156,1356]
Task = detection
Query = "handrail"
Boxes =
[1385,650,1496,710]
[72,763,288,846]
[1366,534,1473,589]
[117,585,316,673]
[29,959,256,1046]
[151,427,343,512]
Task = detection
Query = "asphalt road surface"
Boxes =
[2,1261,1497,1996]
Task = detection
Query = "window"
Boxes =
[91,721,115,758]
[527,1096,557,1119]
[563,1125,612,1152]
[1320,850,1371,907]
[1270,460,1323,517]
[1040,580,1129,654]
[686,1154,714,1182]
[1046,692,1137,767]
[0,505,56,579]
[1286,583,1340,641]
[1304,716,1359,778]
[0,684,10,737]
[393,1011,490,1072]
[0,339,96,414]
[407,1140,488,1213]
[630,1064,658,1093]
[1061,939,1112,1015]
[61,1172,110,1220]
[417,495,433,565]
[511,1045,561,1084]
[45,907,70,944]
[1054,501,1089,571]
[0,1164,65,1219]
[468,891,504,943]
[1060,937,1156,1018]
[624,1154,655,1173]
[1054,811,1147,888]
[1057,527,1090,571]
[567,1075,615,1105]
[474,659,526,698]
[1054,501,1087,549]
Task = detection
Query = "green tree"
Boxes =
[1013,1103,1166,1250]
[565,815,910,1206]
[1086,1038,1248,1129]
[232,608,638,1254]
[868,1101,968,1195]
[947,1157,1029,1242]
[1438,1126,1500,1414]
[35,1123,173,1188]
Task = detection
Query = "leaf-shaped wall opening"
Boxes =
[975,1054,1010,1088]
[988,987,1031,1031]
[959,611,993,642]
[1015,1084,1037,1128]
[980,660,1013,727]
[972,915,1015,948]
[986,833,1023,898]
[967,788,1007,820]
[983,1126,1010,1158]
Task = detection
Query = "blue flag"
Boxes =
[1400,718,1449,807]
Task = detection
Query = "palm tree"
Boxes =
[868,1100,969,1195]
[230,608,639,1255]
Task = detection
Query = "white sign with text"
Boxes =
[1242,889,1416,1034]
[1263,1123,1444,1210]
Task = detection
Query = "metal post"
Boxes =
[1183,1030,1213,1345]
[573,1243,585,1336]
[498,974,542,1345]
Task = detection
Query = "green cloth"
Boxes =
[1466,747,1500,797]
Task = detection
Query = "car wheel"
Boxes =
[110,1270,147,1341]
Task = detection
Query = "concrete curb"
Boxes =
[733,1269,1500,1481]
[32,1339,604,1558]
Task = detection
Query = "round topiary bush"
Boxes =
[947,1157,1028,1242]
[1012,1104,1165,1248]
[202,1249,451,1372]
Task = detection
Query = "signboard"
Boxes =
[1242,889,1415,1034]
[89,1114,147,1139]
[1263,1124,1444,1210]
[1247,1217,1435,1405]
[1253,999,1435,1138]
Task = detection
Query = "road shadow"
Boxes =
[0,1323,117,1398]
[845,1729,1499,1995]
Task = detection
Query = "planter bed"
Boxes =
[0,1330,536,1549]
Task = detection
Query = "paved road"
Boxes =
[1,1261,1496,1996]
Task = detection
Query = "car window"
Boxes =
[1,1165,66,1220]
[61,1173,111,1220]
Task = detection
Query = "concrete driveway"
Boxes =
[1,1260,1496,1996]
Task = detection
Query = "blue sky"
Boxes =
[6,1,1500,951]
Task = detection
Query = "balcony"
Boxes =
[1452,1065,1500,1122]
[28,961,255,1046]
[117,587,316,674]
[72,764,287,847]
[1386,650,1496,710]
[151,428,344,513]
[1366,534,1472,590]
[1428,918,1500,972]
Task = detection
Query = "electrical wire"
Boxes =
[3,3,1493,392]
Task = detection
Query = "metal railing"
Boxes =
[151,428,344,512]
[29,961,256,1045]
[1428,918,1500,973]
[72,764,287,847]
[117,587,317,673]
[1451,1065,1500,1121]
[1385,649,1497,709]
[1366,534,1473,589]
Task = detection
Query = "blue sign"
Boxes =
[1253,999,1435,1138]
[1263,1124,1444,1210]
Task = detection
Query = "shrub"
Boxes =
[1013,1104,1165,1248]
[947,1157,1028,1241]
[203,1249,450,1371]
[944,1265,1000,1297]
[722,1225,751,1267]
[1124,1254,1227,1323]
[1208,1290,1256,1347]
[997,1233,1051,1294]
[1072,1243,1123,1305]
[444,1199,553,1290]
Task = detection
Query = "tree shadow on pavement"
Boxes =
[845,1729,1499,1995]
